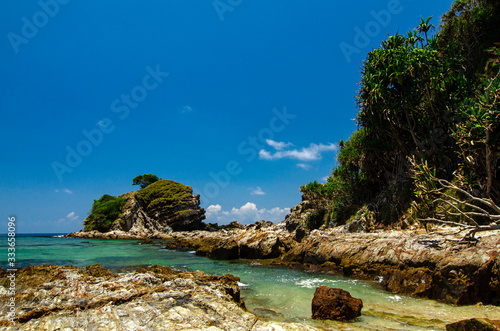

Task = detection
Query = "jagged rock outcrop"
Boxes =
[0,264,322,331]
[165,221,292,261]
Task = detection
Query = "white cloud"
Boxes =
[266,139,293,151]
[61,212,79,222]
[206,204,222,218]
[181,105,193,114]
[297,163,311,170]
[249,186,266,195]
[259,141,337,162]
[55,188,73,194]
[259,149,273,160]
[205,202,290,225]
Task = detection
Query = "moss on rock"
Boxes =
[135,179,205,231]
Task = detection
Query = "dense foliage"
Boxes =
[83,194,125,232]
[301,0,500,229]
[135,179,193,216]
[133,174,160,189]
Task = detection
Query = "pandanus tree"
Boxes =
[410,48,500,240]
[356,18,462,185]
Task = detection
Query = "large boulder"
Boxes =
[311,286,363,321]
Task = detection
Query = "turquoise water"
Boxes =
[3,235,500,330]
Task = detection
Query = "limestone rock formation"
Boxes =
[311,286,363,321]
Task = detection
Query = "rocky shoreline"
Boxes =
[67,219,500,307]
[0,264,321,330]
[158,221,500,307]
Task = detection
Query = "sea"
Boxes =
[2,234,500,330]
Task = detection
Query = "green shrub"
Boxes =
[135,179,193,216]
[84,194,125,232]
[132,174,160,189]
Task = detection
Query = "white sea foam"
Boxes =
[295,278,333,289]
[388,295,403,302]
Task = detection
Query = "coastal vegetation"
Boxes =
[301,0,500,235]
[132,173,160,189]
[83,194,125,232]
[135,179,194,217]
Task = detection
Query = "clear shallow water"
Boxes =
[2,235,500,330]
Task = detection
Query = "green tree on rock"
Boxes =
[133,174,160,189]
[84,194,125,232]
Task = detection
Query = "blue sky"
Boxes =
[0,0,453,233]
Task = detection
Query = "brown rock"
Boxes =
[80,264,114,278]
[239,231,282,259]
[446,318,500,331]
[209,239,239,260]
[381,267,433,297]
[311,286,363,321]
[221,221,245,230]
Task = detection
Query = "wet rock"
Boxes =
[381,267,433,297]
[446,318,500,331]
[311,286,363,321]
[208,239,240,260]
